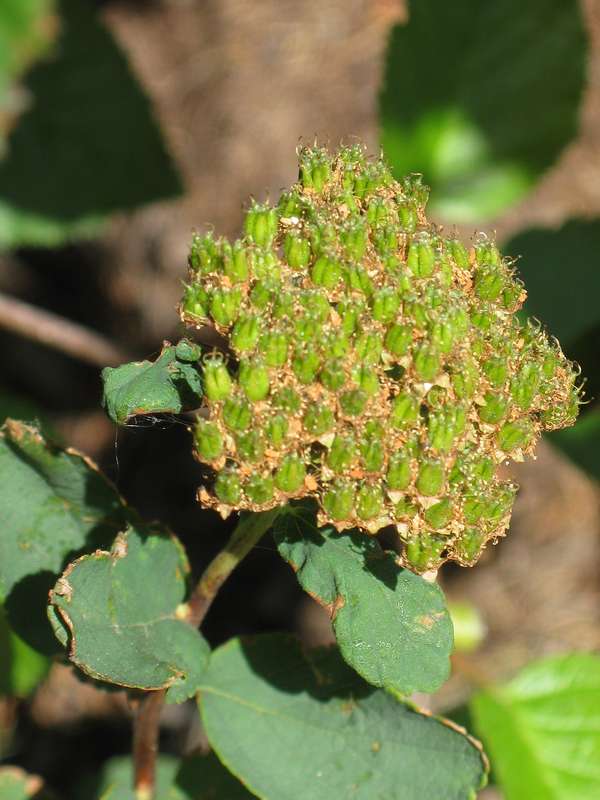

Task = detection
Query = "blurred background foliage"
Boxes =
[0,1,599,799]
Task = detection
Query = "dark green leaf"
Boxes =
[0,767,55,799]
[0,0,182,248]
[49,524,209,702]
[102,341,203,425]
[80,753,256,799]
[0,605,49,697]
[471,652,600,800]
[274,504,453,694]
[380,0,586,221]
[0,419,128,652]
[199,634,487,800]
[506,220,600,346]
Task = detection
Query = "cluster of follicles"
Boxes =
[180,144,580,573]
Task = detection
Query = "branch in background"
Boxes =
[0,291,131,367]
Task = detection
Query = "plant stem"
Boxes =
[187,507,282,627]
[132,507,281,798]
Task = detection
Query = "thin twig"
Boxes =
[132,507,281,798]
[0,291,131,367]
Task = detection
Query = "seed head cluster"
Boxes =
[181,144,580,573]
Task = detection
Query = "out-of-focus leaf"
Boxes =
[49,524,209,703]
[101,341,203,425]
[0,606,49,697]
[549,408,600,482]
[449,601,486,654]
[199,634,488,800]
[380,0,586,222]
[471,652,600,800]
[274,504,453,694]
[79,753,256,799]
[0,0,57,150]
[0,767,55,799]
[506,220,600,346]
[0,0,182,248]
[0,419,128,653]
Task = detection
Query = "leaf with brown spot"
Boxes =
[274,504,453,695]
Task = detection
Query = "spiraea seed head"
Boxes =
[182,143,581,573]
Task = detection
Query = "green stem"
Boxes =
[132,507,281,799]
[187,508,281,627]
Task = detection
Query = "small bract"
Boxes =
[182,144,580,573]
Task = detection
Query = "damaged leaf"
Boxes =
[49,524,210,703]
[0,766,55,799]
[0,418,128,652]
[274,504,453,694]
[198,634,487,800]
[101,340,203,425]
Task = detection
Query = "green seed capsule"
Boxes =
[385,324,412,357]
[356,483,384,520]
[214,469,242,505]
[303,404,335,436]
[274,455,306,493]
[292,346,321,384]
[182,284,210,319]
[360,435,385,472]
[397,202,418,233]
[352,365,379,396]
[429,321,455,354]
[425,385,447,408]
[245,473,275,505]
[231,316,261,352]
[265,414,288,446]
[413,345,441,382]
[252,250,281,281]
[259,330,289,367]
[463,496,486,524]
[323,331,351,359]
[250,281,272,309]
[455,529,485,563]
[372,288,400,324]
[284,232,311,268]
[300,291,330,323]
[322,480,355,521]
[273,387,301,414]
[474,268,504,302]
[416,460,445,496]
[483,356,508,387]
[244,203,278,248]
[424,498,453,529]
[203,358,232,401]
[478,393,508,425]
[386,452,411,490]
[404,534,445,572]
[238,360,270,402]
[222,397,252,431]
[428,405,466,452]
[448,238,470,270]
[345,265,374,296]
[366,198,389,225]
[320,359,346,391]
[194,420,223,462]
[390,393,419,429]
[272,291,295,319]
[311,255,343,289]
[341,223,367,261]
[497,419,534,452]
[354,332,383,365]
[394,497,418,519]
[451,360,478,399]
[407,238,436,278]
[475,239,501,267]
[327,433,356,473]
[502,282,523,310]
[337,300,363,335]
[294,315,321,342]
[511,362,541,410]
[339,388,368,416]
[189,233,219,274]
[373,225,398,255]
[222,240,249,283]
[278,189,305,217]
[210,287,242,326]
[299,150,331,192]
[235,430,265,462]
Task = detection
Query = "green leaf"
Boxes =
[380,0,586,222]
[274,504,453,694]
[0,0,182,248]
[0,605,49,697]
[49,524,210,702]
[0,419,128,653]
[0,767,55,799]
[199,634,487,800]
[471,652,600,800]
[79,753,256,799]
[506,220,600,346]
[102,341,203,425]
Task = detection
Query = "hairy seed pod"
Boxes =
[214,469,242,505]
[274,454,306,493]
[194,420,223,462]
[239,360,270,402]
[323,480,355,521]
[203,358,232,402]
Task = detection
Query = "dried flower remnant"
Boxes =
[182,144,580,573]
